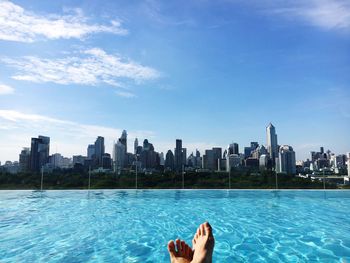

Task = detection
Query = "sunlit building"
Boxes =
[277,145,296,174]
[266,123,278,166]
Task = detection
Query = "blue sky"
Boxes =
[0,0,349,163]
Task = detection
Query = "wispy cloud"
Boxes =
[2,48,160,86]
[0,110,155,161]
[268,0,350,32]
[0,0,127,43]
[0,83,14,95]
[141,0,196,27]
[115,91,137,98]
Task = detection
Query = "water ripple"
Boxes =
[0,190,349,262]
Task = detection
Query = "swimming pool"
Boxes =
[0,190,349,262]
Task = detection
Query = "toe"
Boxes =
[197,227,201,236]
[175,239,181,253]
[192,238,196,247]
[184,243,190,258]
[183,242,188,255]
[204,222,212,236]
[180,240,186,255]
[200,223,205,236]
[167,240,176,258]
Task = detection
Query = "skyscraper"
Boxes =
[212,147,222,170]
[94,136,105,167]
[277,145,296,174]
[165,150,174,171]
[266,123,278,166]
[250,142,259,150]
[228,143,239,155]
[114,140,126,170]
[87,144,95,159]
[203,149,215,170]
[134,138,138,154]
[19,147,30,172]
[182,148,187,166]
[244,147,252,158]
[140,139,157,169]
[114,131,128,168]
[120,130,127,153]
[174,139,183,172]
[29,135,50,172]
[226,154,241,172]
[102,153,112,169]
[159,152,165,166]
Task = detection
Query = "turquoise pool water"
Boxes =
[0,190,350,262]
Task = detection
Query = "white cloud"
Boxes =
[0,83,14,95]
[0,0,127,43]
[2,48,160,86]
[0,110,155,162]
[115,91,136,98]
[268,0,350,31]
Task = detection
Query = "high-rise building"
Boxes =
[159,152,165,166]
[114,131,128,168]
[50,153,63,168]
[212,147,222,170]
[244,147,252,158]
[94,136,105,167]
[252,145,268,159]
[277,145,296,174]
[250,142,259,150]
[120,130,127,152]
[19,147,30,172]
[102,153,112,169]
[174,139,183,172]
[140,139,157,169]
[182,148,187,166]
[203,149,215,170]
[228,143,239,155]
[259,154,268,168]
[114,140,126,171]
[87,144,95,159]
[226,154,241,172]
[134,138,138,154]
[72,155,86,166]
[266,123,278,166]
[29,135,50,172]
[165,150,175,171]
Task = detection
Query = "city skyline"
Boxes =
[4,123,349,178]
[1,122,348,166]
[0,113,349,164]
[1,0,350,163]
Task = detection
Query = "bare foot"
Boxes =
[191,222,215,263]
[168,239,194,263]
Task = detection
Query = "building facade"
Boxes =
[266,123,278,166]
[277,145,296,174]
[29,135,50,172]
